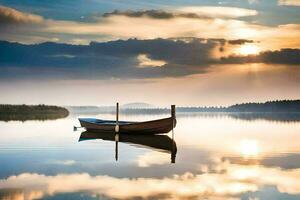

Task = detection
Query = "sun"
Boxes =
[239,44,260,55]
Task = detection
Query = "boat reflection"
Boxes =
[79,131,177,163]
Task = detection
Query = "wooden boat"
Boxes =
[79,131,177,163]
[78,105,176,135]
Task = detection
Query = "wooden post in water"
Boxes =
[171,105,176,163]
[115,102,120,161]
[171,105,176,129]
[115,102,119,133]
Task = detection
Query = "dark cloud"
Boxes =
[221,48,300,65]
[102,9,210,19]
[0,38,299,80]
[0,38,220,80]
[227,39,255,45]
[260,48,300,64]
[103,10,174,19]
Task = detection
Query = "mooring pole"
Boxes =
[115,102,120,161]
[171,105,176,129]
[171,105,176,163]
[115,102,119,133]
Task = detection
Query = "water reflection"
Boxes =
[1,113,300,199]
[1,161,300,200]
[239,139,259,158]
[227,112,300,122]
[79,131,177,163]
[177,112,300,122]
[2,111,300,123]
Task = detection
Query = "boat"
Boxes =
[79,131,177,163]
[78,104,176,134]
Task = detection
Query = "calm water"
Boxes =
[1,113,300,200]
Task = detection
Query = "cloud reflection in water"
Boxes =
[1,161,300,200]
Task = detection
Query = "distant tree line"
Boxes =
[119,100,300,114]
[227,100,300,112]
[0,104,69,121]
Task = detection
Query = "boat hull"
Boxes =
[79,117,176,134]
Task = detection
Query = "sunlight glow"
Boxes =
[239,44,260,55]
[137,54,166,67]
[240,140,259,158]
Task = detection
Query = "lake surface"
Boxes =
[1,113,300,200]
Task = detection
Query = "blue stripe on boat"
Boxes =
[79,118,134,125]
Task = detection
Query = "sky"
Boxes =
[0,0,299,106]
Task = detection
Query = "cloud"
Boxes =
[278,0,300,6]
[0,6,262,43]
[137,54,166,68]
[0,38,221,79]
[44,12,260,40]
[177,6,258,18]
[42,11,300,50]
[47,159,76,166]
[103,7,258,20]
[0,5,299,52]
[0,6,299,80]
[137,151,170,167]
[0,39,299,80]
[103,9,209,20]
[228,39,255,45]
[0,5,43,24]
